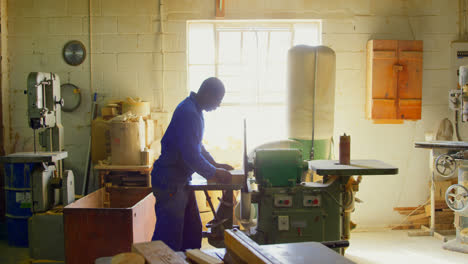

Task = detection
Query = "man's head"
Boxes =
[196,77,225,111]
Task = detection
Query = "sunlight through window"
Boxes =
[187,20,322,166]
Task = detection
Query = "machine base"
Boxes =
[443,238,468,254]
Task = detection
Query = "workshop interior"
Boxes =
[1,1,468,264]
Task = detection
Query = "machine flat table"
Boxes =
[309,159,398,176]
[202,241,355,264]
[415,141,468,150]
[188,170,244,190]
[0,151,68,163]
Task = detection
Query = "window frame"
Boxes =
[187,20,322,107]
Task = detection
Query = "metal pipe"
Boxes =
[455,110,463,141]
[159,0,166,111]
[310,49,318,160]
[240,192,251,221]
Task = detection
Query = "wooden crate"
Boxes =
[64,187,156,264]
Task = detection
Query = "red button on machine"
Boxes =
[313,199,318,205]
[284,200,290,205]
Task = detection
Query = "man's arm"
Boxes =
[174,112,217,179]
[201,145,216,166]
[201,144,234,171]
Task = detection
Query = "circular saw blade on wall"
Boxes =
[63,40,86,66]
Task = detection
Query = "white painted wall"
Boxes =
[4,0,465,227]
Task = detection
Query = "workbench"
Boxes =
[94,164,153,187]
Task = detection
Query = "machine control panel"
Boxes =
[303,195,321,207]
[274,195,293,207]
[278,215,289,231]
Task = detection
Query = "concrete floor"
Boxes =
[201,229,467,264]
[1,223,467,264]
[0,222,29,264]
[345,230,466,264]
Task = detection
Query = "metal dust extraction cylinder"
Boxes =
[287,45,336,160]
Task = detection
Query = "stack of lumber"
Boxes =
[392,201,454,230]
[130,241,224,264]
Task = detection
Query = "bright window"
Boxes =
[187,20,322,167]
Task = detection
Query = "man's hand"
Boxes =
[214,168,232,184]
[216,163,234,171]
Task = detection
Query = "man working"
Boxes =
[151,77,233,251]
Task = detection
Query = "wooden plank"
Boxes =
[224,229,276,264]
[397,40,422,120]
[112,253,145,264]
[434,181,453,201]
[398,99,421,120]
[397,209,425,215]
[132,241,188,264]
[186,249,223,264]
[366,39,399,120]
[436,230,456,236]
[433,231,448,242]
[407,213,428,222]
[391,224,422,230]
[434,200,450,208]
[434,224,455,230]
[410,217,430,225]
[132,193,156,244]
[435,216,455,225]
[95,164,152,171]
[371,41,398,118]
[366,40,373,119]
[435,211,454,218]
[394,207,420,211]
[372,99,397,119]
[408,230,431,237]
[421,225,430,231]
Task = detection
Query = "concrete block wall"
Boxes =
[4,0,462,227]
[6,0,164,193]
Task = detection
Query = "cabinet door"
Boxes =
[368,40,399,119]
[366,39,423,122]
[398,40,423,120]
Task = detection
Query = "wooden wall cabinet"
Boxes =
[366,39,423,123]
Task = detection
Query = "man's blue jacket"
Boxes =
[152,92,216,188]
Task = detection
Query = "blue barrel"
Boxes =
[4,162,34,247]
